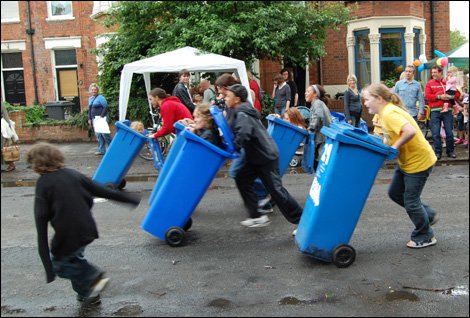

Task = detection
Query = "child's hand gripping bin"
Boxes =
[295,122,398,268]
[141,106,239,247]
[266,115,308,176]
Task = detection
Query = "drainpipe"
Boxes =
[317,1,322,85]
[430,1,435,57]
[26,1,39,104]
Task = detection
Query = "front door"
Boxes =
[3,70,26,106]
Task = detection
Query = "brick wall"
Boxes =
[8,110,116,143]
[1,1,116,111]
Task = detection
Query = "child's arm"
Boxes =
[391,123,416,150]
[34,196,56,283]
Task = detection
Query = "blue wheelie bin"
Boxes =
[330,111,369,133]
[266,115,308,176]
[93,121,148,189]
[295,122,398,267]
[148,121,186,204]
[141,106,238,246]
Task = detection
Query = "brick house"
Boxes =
[1,1,449,115]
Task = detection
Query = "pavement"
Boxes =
[1,139,468,187]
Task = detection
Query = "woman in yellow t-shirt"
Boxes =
[363,83,438,249]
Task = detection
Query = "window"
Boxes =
[53,49,78,103]
[55,49,77,66]
[47,1,73,20]
[379,28,405,83]
[1,1,20,23]
[354,30,370,89]
[1,52,26,105]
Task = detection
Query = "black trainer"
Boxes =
[447,152,456,158]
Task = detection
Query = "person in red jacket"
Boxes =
[424,66,456,159]
[148,88,193,139]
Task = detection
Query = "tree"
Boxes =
[97,1,351,121]
[450,29,468,50]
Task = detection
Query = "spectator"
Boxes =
[306,84,332,171]
[281,68,298,107]
[363,83,438,249]
[225,84,302,229]
[425,66,456,159]
[1,102,19,172]
[372,114,383,137]
[148,88,193,139]
[394,65,426,121]
[199,79,217,104]
[247,70,262,114]
[87,83,112,156]
[343,74,362,127]
[172,69,196,114]
[27,142,141,304]
[272,73,291,116]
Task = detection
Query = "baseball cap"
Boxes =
[227,84,248,102]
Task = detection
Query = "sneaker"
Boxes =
[240,215,270,227]
[257,206,273,214]
[406,237,437,249]
[88,277,110,299]
[257,196,271,208]
[455,138,464,145]
[436,153,442,160]
[94,152,104,156]
[447,152,456,158]
[292,228,297,236]
[79,295,101,306]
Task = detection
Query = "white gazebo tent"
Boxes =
[118,46,251,121]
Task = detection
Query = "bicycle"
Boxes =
[138,109,175,161]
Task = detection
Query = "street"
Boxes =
[1,165,469,317]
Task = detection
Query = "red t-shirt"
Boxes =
[153,96,193,138]
[249,80,262,114]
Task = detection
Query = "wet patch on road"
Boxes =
[279,292,338,305]
[1,306,26,314]
[112,302,143,316]
[207,298,233,309]
[385,290,419,302]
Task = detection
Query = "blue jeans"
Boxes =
[229,149,272,208]
[430,111,454,155]
[51,246,103,299]
[96,133,112,154]
[388,166,436,243]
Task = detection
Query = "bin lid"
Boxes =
[45,101,75,106]
[210,106,236,153]
[322,122,398,159]
[266,115,308,136]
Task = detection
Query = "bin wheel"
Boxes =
[290,157,300,167]
[332,244,356,268]
[104,182,116,190]
[165,227,185,247]
[118,179,127,190]
[183,218,193,231]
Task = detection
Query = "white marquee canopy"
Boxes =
[118,46,251,121]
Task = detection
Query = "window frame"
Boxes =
[1,1,20,24]
[354,29,371,90]
[379,28,406,82]
[46,1,74,21]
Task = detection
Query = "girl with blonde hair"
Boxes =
[362,83,438,249]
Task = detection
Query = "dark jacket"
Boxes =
[172,82,195,114]
[34,168,140,283]
[233,102,279,165]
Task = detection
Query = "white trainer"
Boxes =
[240,215,270,227]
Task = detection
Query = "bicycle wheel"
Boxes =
[138,141,153,161]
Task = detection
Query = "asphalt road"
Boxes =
[1,165,469,317]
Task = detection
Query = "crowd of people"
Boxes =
[4,64,467,306]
